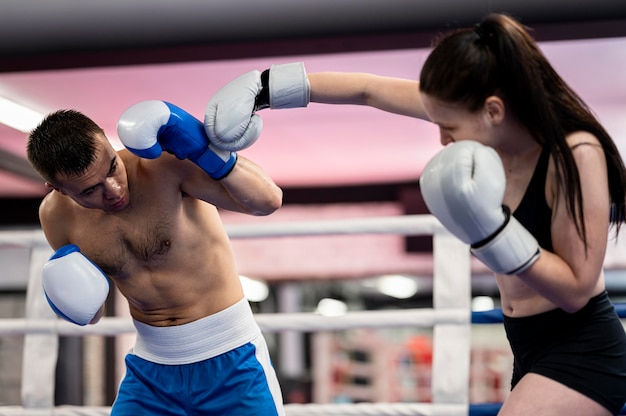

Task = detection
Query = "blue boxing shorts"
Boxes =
[111,298,284,416]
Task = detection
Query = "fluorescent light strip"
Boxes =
[0,97,45,133]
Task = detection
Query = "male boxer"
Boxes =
[27,101,285,415]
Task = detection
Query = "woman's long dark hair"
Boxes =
[419,13,626,248]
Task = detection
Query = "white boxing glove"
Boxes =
[419,140,540,275]
[42,245,110,326]
[204,62,310,151]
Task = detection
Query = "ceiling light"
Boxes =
[471,296,495,312]
[315,298,348,317]
[0,97,45,133]
[376,274,418,299]
[239,275,269,303]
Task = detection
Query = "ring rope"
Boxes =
[0,403,467,416]
[0,215,445,249]
[0,308,469,337]
[224,215,445,238]
[0,229,50,248]
[1,306,624,337]
[0,403,624,416]
[284,403,467,415]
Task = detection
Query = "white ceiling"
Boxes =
[0,0,625,198]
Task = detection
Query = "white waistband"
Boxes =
[132,297,261,365]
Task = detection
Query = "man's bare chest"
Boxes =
[71,207,175,277]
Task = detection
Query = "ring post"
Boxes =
[21,245,56,409]
[432,229,472,415]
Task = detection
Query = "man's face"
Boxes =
[50,134,130,213]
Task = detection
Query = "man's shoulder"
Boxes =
[129,152,198,192]
[39,192,75,248]
[39,191,73,220]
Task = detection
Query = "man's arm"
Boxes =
[118,100,282,216]
[167,151,283,216]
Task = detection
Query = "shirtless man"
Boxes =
[26,100,289,415]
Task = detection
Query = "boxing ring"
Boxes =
[0,215,625,416]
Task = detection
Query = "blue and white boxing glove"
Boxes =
[42,245,110,326]
[117,100,237,180]
[419,140,541,275]
[204,62,310,151]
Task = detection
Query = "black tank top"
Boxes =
[512,147,553,252]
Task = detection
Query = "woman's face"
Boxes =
[420,92,494,147]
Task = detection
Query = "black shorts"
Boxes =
[503,291,626,415]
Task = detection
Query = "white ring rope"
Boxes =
[0,229,50,248]
[0,215,445,249]
[0,406,112,416]
[0,403,468,416]
[284,403,467,416]
[225,215,445,238]
[0,403,621,416]
[0,308,469,337]
[256,308,470,331]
